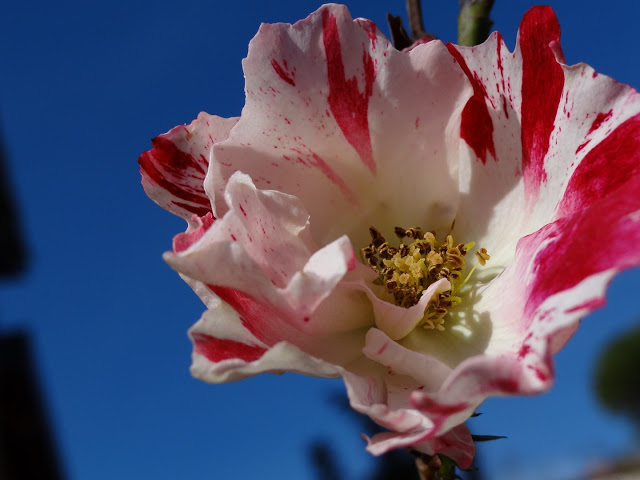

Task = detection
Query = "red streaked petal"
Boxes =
[322,8,376,175]
[557,112,640,216]
[518,6,564,202]
[139,112,238,223]
[173,212,215,253]
[188,296,341,383]
[207,4,471,248]
[192,332,267,363]
[526,175,640,317]
[446,43,496,165]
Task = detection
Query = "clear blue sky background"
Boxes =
[1,1,639,479]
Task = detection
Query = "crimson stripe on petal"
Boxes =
[558,112,640,216]
[139,135,211,218]
[209,285,278,346]
[525,175,640,317]
[192,332,267,363]
[271,59,296,86]
[322,9,377,175]
[411,397,470,416]
[519,6,564,201]
[447,44,496,164]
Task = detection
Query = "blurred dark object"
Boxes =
[594,324,640,432]
[0,120,27,277]
[0,332,65,479]
[310,441,344,480]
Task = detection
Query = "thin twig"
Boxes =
[407,0,427,39]
[386,13,413,50]
[386,0,437,50]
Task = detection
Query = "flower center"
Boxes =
[361,226,490,332]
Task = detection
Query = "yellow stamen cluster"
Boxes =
[361,226,489,331]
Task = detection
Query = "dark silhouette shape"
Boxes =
[0,118,63,478]
[0,118,27,277]
[0,332,66,479]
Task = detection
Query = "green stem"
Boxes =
[415,454,458,480]
[457,0,495,46]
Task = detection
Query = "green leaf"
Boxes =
[471,434,507,442]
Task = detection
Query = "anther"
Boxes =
[394,226,407,239]
[378,242,391,258]
[369,227,385,248]
[406,227,424,239]
[382,267,394,277]
[475,248,490,266]
[438,267,451,279]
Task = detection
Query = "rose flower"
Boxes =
[139,4,640,468]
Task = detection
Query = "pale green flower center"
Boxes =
[361,226,490,331]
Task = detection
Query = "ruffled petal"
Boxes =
[363,328,452,392]
[479,169,640,356]
[189,297,341,382]
[448,6,640,269]
[409,354,528,437]
[206,4,472,247]
[408,171,640,435]
[165,171,372,366]
[412,424,475,470]
[173,212,215,253]
[365,424,475,470]
[345,278,451,340]
[139,113,238,224]
[166,172,362,322]
[342,329,457,453]
[343,367,435,451]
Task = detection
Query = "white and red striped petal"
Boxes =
[139,113,238,224]
[166,171,371,367]
[450,6,640,265]
[205,4,471,247]
[189,297,341,383]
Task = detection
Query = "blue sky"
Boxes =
[1,1,639,479]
